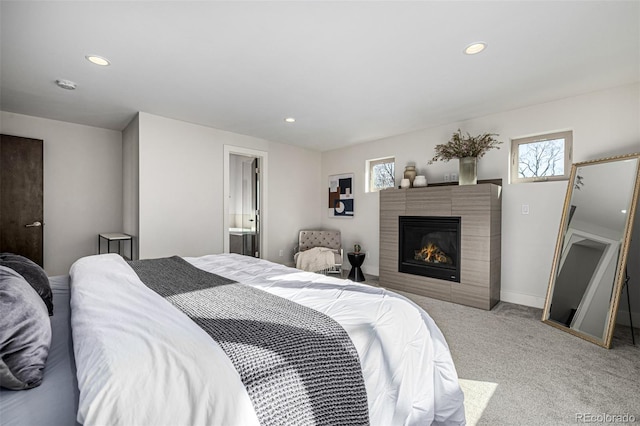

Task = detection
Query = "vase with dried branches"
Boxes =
[429,129,502,185]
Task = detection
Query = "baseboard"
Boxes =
[500,290,546,309]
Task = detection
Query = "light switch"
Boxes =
[521,204,530,215]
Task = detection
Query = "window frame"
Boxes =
[510,130,573,184]
[366,156,395,192]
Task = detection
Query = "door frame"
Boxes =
[223,145,268,258]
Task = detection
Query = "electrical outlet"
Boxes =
[450,172,458,181]
[279,249,284,257]
[521,204,530,215]
[444,174,450,182]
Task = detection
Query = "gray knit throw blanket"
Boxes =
[128,256,369,426]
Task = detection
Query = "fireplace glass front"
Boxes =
[398,216,461,282]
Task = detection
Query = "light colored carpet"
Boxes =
[392,289,640,425]
[458,379,498,425]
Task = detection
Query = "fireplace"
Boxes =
[381,185,501,310]
[398,216,461,282]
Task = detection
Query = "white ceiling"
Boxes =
[1,1,638,152]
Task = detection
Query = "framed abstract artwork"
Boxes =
[328,173,354,218]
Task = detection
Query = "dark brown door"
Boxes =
[0,134,44,266]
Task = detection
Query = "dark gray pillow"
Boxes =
[0,266,52,390]
[0,253,53,316]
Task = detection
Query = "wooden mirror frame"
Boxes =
[542,152,640,348]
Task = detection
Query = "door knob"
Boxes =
[25,221,42,227]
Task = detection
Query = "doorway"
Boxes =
[0,134,44,266]
[224,146,267,258]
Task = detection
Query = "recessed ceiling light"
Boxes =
[464,42,487,55]
[621,209,627,214]
[85,55,110,66]
[284,117,296,123]
[55,79,77,90]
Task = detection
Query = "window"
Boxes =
[366,157,395,192]
[511,131,572,183]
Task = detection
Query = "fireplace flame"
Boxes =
[415,243,452,264]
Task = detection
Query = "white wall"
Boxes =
[3,82,636,317]
[0,111,123,276]
[136,112,322,264]
[321,83,640,310]
[122,114,139,259]
[267,139,323,263]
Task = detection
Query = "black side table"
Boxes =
[347,252,366,282]
[98,233,133,260]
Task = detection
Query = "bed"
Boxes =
[1,253,465,425]
[0,272,80,426]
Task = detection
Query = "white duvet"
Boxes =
[69,253,465,426]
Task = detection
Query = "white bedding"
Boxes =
[69,253,465,426]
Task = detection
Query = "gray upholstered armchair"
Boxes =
[293,230,343,274]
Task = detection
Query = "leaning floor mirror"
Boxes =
[542,153,640,348]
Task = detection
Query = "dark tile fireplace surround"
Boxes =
[380,184,501,310]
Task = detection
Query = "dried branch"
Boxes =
[429,129,502,163]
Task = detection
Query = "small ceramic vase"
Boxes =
[404,165,417,187]
[413,175,427,187]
